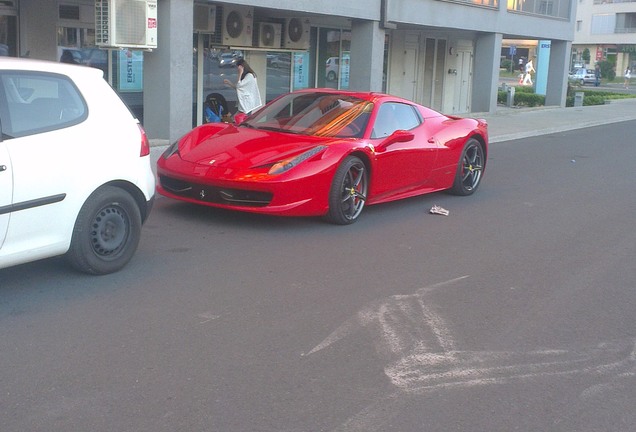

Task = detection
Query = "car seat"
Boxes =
[203,92,229,123]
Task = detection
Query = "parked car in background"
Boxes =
[325,57,339,81]
[0,58,155,274]
[267,53,291,69]
[568,68,596,85]
[218,52,239,68]
[157,89,488,225]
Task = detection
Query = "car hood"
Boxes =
[178,124,331,170]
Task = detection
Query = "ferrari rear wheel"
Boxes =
[449,138,484,196]
[326,156,368,225]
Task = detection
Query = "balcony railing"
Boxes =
[594,0,636,4]
[507,0,570,18]
[616,26,636,32]
[437,0,499,8]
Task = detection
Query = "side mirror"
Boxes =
[234,112,248,125]
[390,130,415,143]
[376,130,415,150]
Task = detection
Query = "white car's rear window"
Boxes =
[0,71,87,138]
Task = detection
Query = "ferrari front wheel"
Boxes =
[449,138,485,196]
[326,156,368,225]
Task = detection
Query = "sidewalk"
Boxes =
[477,97,636,143]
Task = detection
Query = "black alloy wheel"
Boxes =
[326,156,368,225]
[449,138,485,196]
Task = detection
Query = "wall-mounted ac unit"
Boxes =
[194,4,217,34]
[284,17,310,50]
[256,23,281,49]
[95,0,158,49]
[222,5,253,47]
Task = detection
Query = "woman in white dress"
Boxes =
[224,58,262,115]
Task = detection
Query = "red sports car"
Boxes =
[157,89,488,224]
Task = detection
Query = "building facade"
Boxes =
[5,0,576,142]
[572,0,636,74]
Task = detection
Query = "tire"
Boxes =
[327,71,337,81]
[449,138,485,196]
[580,79,585,86]
[67,186,142,275]
[326,156,368,225]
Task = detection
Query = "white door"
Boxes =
[454,50,473,113]
[0,143,12,248]
[419,38,446,111]
[403,47,418,101]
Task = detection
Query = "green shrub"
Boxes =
[514,92,545,107]
[513,85,536,93]
[500,59,513,71]
[565,90,629,107]
[497,90,506,104]
[582,95,606,106]
[499,85,635,108]
[497,86,544,107]
[598,60,615,81]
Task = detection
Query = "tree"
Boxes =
[582,48,591,64]
[598,60,616,81]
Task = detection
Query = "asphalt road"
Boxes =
[1,122,635,432]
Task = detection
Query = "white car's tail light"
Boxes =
[138,124,150,157]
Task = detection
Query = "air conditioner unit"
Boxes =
[284,17,310,50]
[95,0,158,49]
[222,5,253,47]
[256,23,281,49]
[194,4,217,34]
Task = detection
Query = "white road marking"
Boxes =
[305,276,636,431]
[198,311,220,324]
[305,275,467,356]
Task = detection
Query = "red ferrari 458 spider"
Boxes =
[157,89,488,224]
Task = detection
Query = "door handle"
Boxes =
[0,165,6,172]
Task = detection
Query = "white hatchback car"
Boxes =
[0,58,155,274]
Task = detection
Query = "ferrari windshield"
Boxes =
[242,92,373,138]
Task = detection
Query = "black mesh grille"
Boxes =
[160,175,272,207]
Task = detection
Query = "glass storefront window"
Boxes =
[193,33,246,124]
[192,27,360,126]
[317,28,351,90]
[0,15,17,56]
[56,26,144,121]
[266,51,291,101]
[194,33,312,125]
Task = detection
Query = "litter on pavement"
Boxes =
[430,205,450,216]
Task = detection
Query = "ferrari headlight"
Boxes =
[268,145,327,175]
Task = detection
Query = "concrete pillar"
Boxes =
[545,40,570,107]
[143,0,194,142]
[349,20,385,92]
[19,0,58,61]
[472,33,501,113]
